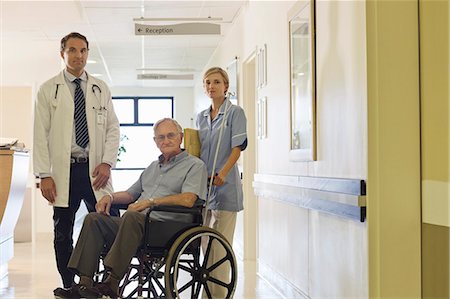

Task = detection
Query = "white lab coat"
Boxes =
[33,71,120,207]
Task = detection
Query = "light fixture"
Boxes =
[136,68,196,72]
[133,17,223,22]
[87,60,97,64]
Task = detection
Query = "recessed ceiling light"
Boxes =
[133,17,223,22]
[87,60,97,64]
[91,73,102,77]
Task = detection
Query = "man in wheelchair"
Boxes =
[53,118,207,299]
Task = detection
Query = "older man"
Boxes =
[53,118,207,299]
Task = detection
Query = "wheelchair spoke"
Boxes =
[202,281,213,299]
[178,278,195,293]
[207,255,228,272]
[178,263,194,274]
[202,237,214,268]
[208,276,230,289]
[193,281,202,298]
[154,275,165,291]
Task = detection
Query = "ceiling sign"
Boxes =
[137,74,194,80]
[135,23,220,35]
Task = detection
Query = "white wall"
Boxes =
[194,1,368,297]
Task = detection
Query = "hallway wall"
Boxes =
[420,0,450,297]
[194,1,368,297]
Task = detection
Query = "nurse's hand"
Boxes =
[40,177,57,203]
[213,172,226,186]
[92,163,111,190]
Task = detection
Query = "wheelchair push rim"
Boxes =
[164,226,237,299]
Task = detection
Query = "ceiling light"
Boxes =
[136,68,196,72]
[90,73,103,77]
[133,17,223,22]
[87,60,97,64]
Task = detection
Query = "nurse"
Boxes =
[196,66,247,297]
[33,32,120,297]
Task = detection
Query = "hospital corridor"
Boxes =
[1,0,450,298]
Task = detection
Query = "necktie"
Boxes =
[73,78,89,148]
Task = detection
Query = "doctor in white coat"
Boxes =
[33,32,120,295]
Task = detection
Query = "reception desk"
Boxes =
[0,150,29,283]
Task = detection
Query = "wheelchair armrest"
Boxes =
[147,205,201,215]
[145,199,205,217]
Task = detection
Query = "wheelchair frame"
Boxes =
[104,204,237,299]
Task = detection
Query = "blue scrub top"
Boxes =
[196,99,247,211]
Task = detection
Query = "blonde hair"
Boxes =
[203,67,229,94]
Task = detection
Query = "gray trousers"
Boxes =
[68,211,146,280]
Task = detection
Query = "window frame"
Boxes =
[112,96,174,171]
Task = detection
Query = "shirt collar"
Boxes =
[158,149,188,164]
[64,69,87,83]
[203,99,232,117]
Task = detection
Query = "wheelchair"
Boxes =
[99,203,238,299]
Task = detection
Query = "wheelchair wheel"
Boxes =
[164,226,237,299]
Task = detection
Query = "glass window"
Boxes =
[112,96,174,191]
[113,99,134,124]
[138,99,173,124]
[111,169,142,191]
[115,126,159,169]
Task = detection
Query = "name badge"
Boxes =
[96,111,104,125]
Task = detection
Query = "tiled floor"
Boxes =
[2,233,281,298]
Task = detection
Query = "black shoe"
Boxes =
[53,285,81,299]
[79,283,118,299]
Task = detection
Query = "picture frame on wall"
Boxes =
[257,44,267,89]
[288,0,317,161]
[257,96,267,139]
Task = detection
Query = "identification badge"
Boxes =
[96,111,104,125]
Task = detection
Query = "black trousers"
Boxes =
[52,161,119,288]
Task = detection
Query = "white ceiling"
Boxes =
[0,0,245,87]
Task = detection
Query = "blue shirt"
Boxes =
[127,150,207,221]
[196,99,247,211]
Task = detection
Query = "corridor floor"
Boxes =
[2,233,282,299]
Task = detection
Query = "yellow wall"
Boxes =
[366,0,422,297]
[420,0,450,297]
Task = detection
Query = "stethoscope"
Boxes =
[54,82,105,110]
[91,84,106,111]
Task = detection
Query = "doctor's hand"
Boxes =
[96,195,112,216]
[40,177,57,203]
[92,163,111,190]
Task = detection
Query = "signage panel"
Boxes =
[135,23,220,35]
[137,74,194,80]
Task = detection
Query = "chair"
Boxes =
[116,204,238,299]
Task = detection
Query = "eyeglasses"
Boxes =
[154,132,179,142]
